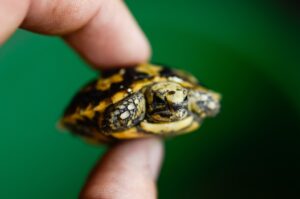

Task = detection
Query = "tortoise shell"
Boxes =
[60,63,220,143]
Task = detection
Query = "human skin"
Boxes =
[0,0,163,198]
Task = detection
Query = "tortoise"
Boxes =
[60,63,221,143]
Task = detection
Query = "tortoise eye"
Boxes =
[153,95,165,104]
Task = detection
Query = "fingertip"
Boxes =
[64,0,152,69]
[0,0,30,45]
[138,138,164,180]
[113,138,163,180]
[88,34,152,70]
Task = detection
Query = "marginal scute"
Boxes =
[96,72,124,91]
[111,127,149,139]
[136,63,162,76]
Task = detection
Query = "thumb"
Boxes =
[80,138,164,199]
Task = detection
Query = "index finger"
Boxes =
[63,0,151,68]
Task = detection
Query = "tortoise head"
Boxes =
[144,81,221,123]
[144,82,189,122]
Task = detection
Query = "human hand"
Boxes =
[1,0,163,198]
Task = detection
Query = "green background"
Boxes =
[0,0,299,198]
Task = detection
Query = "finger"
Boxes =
[0,0,29,44]
[63,0,151,68]
[1,0,151,67]
[80,138,163,199]
[23,0,151,68]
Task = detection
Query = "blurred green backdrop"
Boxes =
[0,0,299,198]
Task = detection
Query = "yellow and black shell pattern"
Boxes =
[60,63,221,143]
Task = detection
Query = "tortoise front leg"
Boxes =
[103,92,146,133]
[188,90,220,119]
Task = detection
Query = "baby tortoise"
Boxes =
[60,63,221,143]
